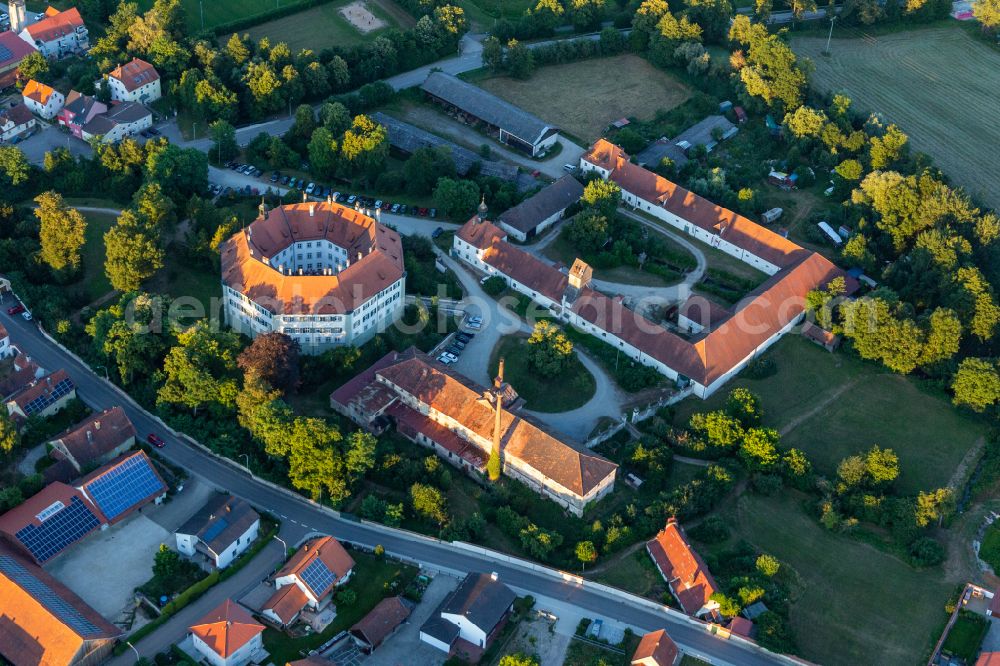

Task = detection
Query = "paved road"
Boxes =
[0,298,790,666]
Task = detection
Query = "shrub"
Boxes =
[335,589,357,606]
[981,524,1000,572]
[744,357,777,379]
[909,537,946,567]
[482,276,507,296]
[689,515,730,544]
[751,473,784,496]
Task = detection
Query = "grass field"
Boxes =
[138,0,311,32]
[792,26,1000,209]
[543,230,687,288]
[673,335,984,493]
[233,0,402,52]
[79,212,116,304]
[488,335,596,412]
[711,493,954,666]
[477,55,691,141]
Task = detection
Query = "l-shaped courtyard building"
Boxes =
[453,139,855,399]
[221,200,406,353]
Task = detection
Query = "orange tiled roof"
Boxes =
[22,80,58,106]
[7,368,74,413]
[264,582,309,625]
[632,629,679,666]
[189,599,263,658]
[0,546,120,665]
[372,350,617,497]
[220,202,404,315]
[728,616,753,638]
[646,518,718,616]
[583,139,808,269]
[457,216,507,249]
[978,653,1000,666]
[24,7,84,43]
[277,536,354,599]
[108,58,159,92]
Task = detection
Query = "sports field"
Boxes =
[477,55,691,141]
[792,26,1000,209]
[673,334,984,493]
[233,0,402,51]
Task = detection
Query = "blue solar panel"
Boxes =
[0,45,12,62]
[301,558,336,595]
[23,377,74,415]
[201,517,228,543]
[0,556,103,636]
[85,454,165,521]
[14,497,101,563]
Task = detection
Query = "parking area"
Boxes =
[16,124,92,166]
[365,572,458,666]
[146,474,216,534]
[45,512,170,621]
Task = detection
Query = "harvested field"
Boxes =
[793,26,1000,208]
[477,55,691,141]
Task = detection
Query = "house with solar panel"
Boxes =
[76,450,167,525]
[0,546,122,666]
[0,482,104,565]
[5,368,76,423]
[175,494,260,569]
[261,536,354,628]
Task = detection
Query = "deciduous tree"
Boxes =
[238,332,301,393]
[526,320,573,377]
[34,191,87,275]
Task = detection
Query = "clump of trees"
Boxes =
[526,320,574,378]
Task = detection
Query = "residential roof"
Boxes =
[263,581,310,625]
[0,32,37,72]
[51,406,136,469]
[372,111,519,182]
[22,80,58,106]
[0,103,34,128]
[421,72,557,146]
[440,573,515,633]
[742,601,768,620]
[636,115,738,168]
[647,518,719,616]
[350,595,412,647]
[456,216,508,250]
[62,90,104,119]
[176,494,260,556]
[678,296,730,331]
[82,101,151,135]
[990,590,1000,616]
[386,402,486,470]
[366,349,617,497]
[276,536,354,599]
[0,360,41,402]
[108,58,159,92]
[0,482,104,563]
[77,450,166,523]
[189,599,264,658]
[23,7,85,43]
[728,616,753,638]
[584,140,808,269]
[631,629,679,666]
[977,653,1000,666]
[498,175,584,234]
[7,369,74,416]
[220,202,405,315]
[420,615,460,645]
[0,547,121,666]
[801,320,839,347]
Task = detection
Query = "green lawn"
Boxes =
[488,335,596,413]
[673,335,984,493]
[232,0,401,52]
[78,211,116,304]
[942,611,990,662]
[542,230,690,288]
[262,551,417,663]
[712,492,953,666]
[589,548,664,599]
[563,634,639,666]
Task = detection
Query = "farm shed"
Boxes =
[496,174,584,241]
[635,115,738,169]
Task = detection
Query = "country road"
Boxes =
[0,300,794,666]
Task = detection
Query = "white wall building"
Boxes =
[221,201,406,354]
[105,57,161,103]
[80,101,152,143]
[175,495,259,569]
[17,6,89,59]
[189,600,264,666]
[419,573,516,653]
[21,79,63,119]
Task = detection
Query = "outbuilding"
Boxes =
[497,175,584,242]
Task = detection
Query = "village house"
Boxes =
[631,629,680,666]
[0,30,38,90]
[420,71,560,157]
[46,406,136,475]
[419,572,516,660]
[0,481,104,564]
[0,352,44,401]
[21,79,64,119]
[0,546,122,666]
[349,595,414,654]
[75,450,167,524]
[5,368,76,422]
[188,599,266,666]
[330,348,618,517]
[14,5,89,59]
[57,91,108,139]
[496,175,584,242]
[175,494,260,569]
[261,536,354,627]
[105,57,160,103]
[801,320,841,352]
[0,323,9,357]
[646,518,720,619]
[0,102,36,142]
[80,100,152,143]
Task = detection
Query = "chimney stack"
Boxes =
[94,420,101,430]
[302,191,307,203]
[86,431,92,443]
[309,203,315,217]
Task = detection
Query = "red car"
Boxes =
[7,303,25,316]
[418,207,429,217]
[147,433,166,448]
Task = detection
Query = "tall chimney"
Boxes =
[309,203,315,217]
[302,191,307,203]
[8,0,26,34]
[491,357,504,460]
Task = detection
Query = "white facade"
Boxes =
[107,72,161,103]
[22,87,63,120]
[0,111,35,142]
[0,332,9,358]
[82,107,153,143]
[18,25,88,59]
[175,518,259,569]
[190,631,262,666]
[440,612,488,648]
[418,630,453,653]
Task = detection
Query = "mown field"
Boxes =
[792,26,1000,209]
[137,0,311,31]
[705,493,954,666]
[478,55,691,141]
[673,334,984,493]
[233,0,406,51]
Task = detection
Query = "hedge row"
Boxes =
[211,0,341,36]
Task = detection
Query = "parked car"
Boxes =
[390,203,400,213]
[456,332,474,342]
[374,199,383,208]
[531,169,541,178]
[431,227,444,239]
[332,192,342,202]
[270,172,280,183]
[147,433,166,448]
[398,205,408,215]
[280,175,290,185]
[442,352,458,362]
[147,127,160,136]
[381,201,392,211]
[6,303,25,315]
[21,311,32,321]
[451,340,466,350]
[139,129,151,138]
[446,346,462,356]
[437,354,454,364]
[429,208,437,218]
[306,182,316,195]
[347,195,357,205]
[226,160,238,169]
[466,320,482,331]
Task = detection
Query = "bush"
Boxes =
[482,275,507,296]
[744,357,777,379]
[909,536,946,567]
[980,524,1000,572]
[689,515,730,544]
[751,473,784,496]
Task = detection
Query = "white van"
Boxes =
[563,163,576,172]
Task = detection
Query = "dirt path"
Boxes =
[947,436,985,491]
[584,539,647,576]
[778,377,862,437]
